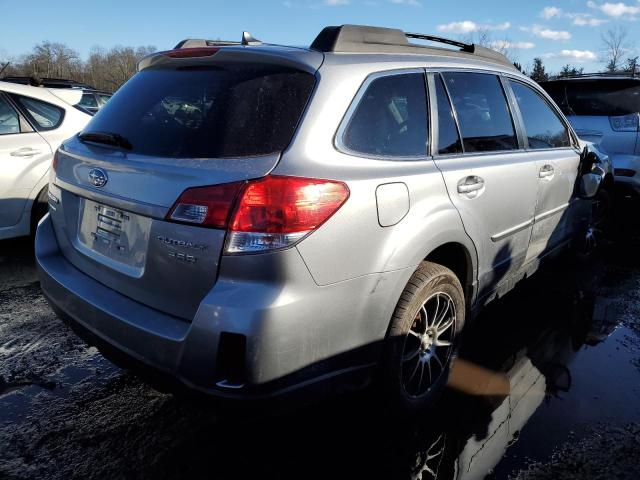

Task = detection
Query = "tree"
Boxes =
[558,64,584,78]
[601,27,631,73]
[625,56,639,75]
[513,62,525,74]
[1,42,156,92]
[530,58,549,83]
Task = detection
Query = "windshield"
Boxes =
[83,63,315,158]
[542,79,640,116]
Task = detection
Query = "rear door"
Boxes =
[49,53,319,320]
[506,79,580,261]
[0,92,52,228]
[430,72,539,299]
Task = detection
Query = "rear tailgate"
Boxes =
[48,48,320,320]
[568,115,637,154]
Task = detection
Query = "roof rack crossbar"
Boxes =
[405,33,474,53]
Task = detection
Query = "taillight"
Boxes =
[167,182,244,228]
[52,149,61,171]
[226,176,349,254]
[166,175,350,254]
[609,113,639,132]
[164,47,220,58]
[615,168,636,177]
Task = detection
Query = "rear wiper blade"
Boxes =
[78,131,132,150]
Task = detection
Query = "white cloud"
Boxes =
[522,24,571,40]
[540,6,562,19]
[544,49,598,61]
[491,40,536,50]
[436,21,511,34]
[538,7,608,27]
[587,1,640,17]
[390,0,421,5]
[572,15,608,26]
[323,0,349,5]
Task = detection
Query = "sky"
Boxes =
[1,0,639,74]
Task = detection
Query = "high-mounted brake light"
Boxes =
[164,47,220,58]
[166,176,350,254]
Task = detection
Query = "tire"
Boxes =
[382,261,465,414]
[30,187,49,237]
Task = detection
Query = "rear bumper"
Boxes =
[36,214,411,400]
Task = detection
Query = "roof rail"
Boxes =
[1,76,96,89]
[174,31,262,50]
[547,71,639,81]
[310,25,515,69]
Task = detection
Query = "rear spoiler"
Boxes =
[138,32,262,71]
[46,88,82,106]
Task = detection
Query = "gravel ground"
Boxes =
[1,217,640,479]
[512,424,640,480]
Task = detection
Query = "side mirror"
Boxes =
[580,172,602,199]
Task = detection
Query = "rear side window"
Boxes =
[83,64,316,158]
[434,75,463,155]
[442,72,518,153]
[11,94,64,130]
[0,95,20,135]
[542,79,640,117]
[342,73,428,157]
[510,81,571,149]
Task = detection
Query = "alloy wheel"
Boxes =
[401,292,456,398]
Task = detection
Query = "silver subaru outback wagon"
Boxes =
[35,25,608,411]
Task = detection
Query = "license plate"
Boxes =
[77,199,151,273]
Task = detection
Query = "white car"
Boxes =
[0,81,90,240]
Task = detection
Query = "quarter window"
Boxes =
[442,72,518,152]
[510,81,571,149]
[11,95,64,130]
[434,75,462,155]
[342,73,428,157]
[0,96,20,135]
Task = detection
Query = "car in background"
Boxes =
[541,75,637,202]
[77,89,113,114]
[0,80,91,240]
[1,76,113,114]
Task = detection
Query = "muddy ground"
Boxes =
[1,218,640,479]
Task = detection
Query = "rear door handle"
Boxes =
[457,176,485,194]
[10,148,42,157]
[539,164,555,178]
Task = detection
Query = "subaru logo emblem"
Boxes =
[88,168,108,188]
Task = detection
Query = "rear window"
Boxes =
[542,79,640,117]
[83,63,316,158]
